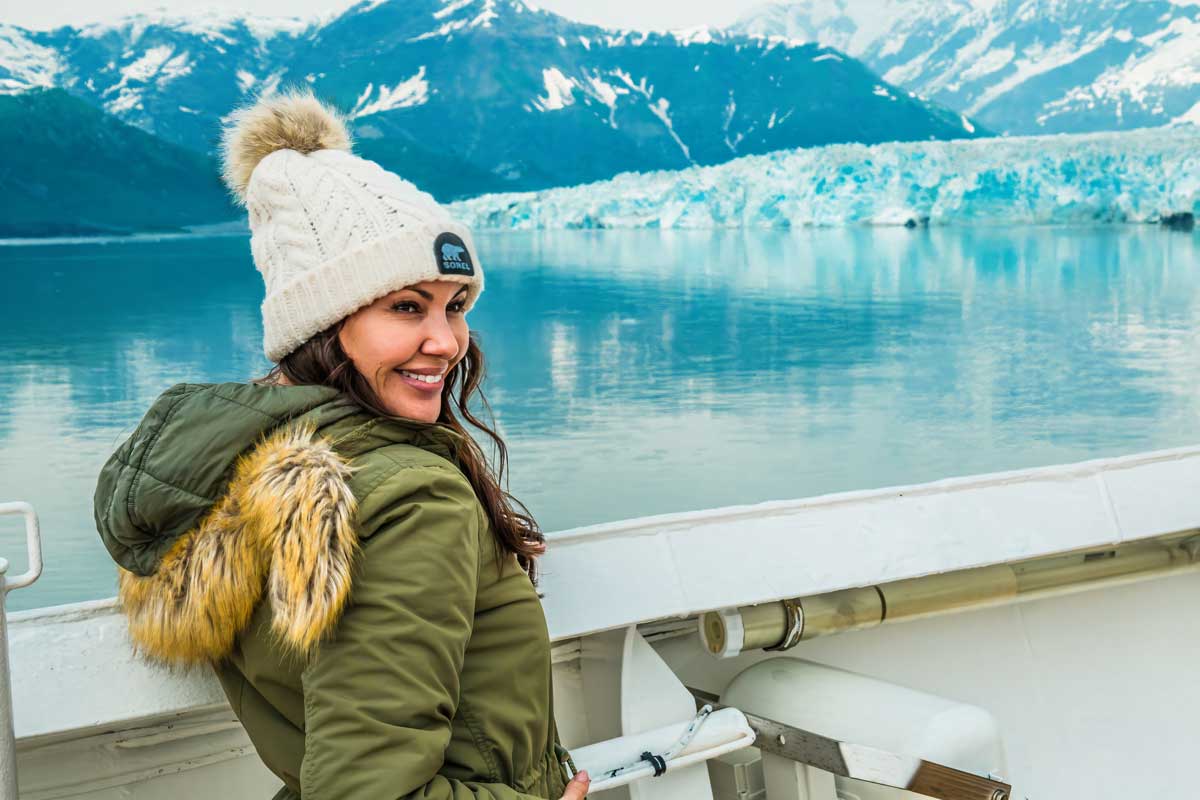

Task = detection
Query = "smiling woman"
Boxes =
[262,280,473,423]
[341,282,471,420]
[91,87,590,800]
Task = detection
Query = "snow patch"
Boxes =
[241,15,309,44]
[722,92,744,153]
[0,24,62,95]
[79,10,306,48]
[258,70,283,98]
[1172,99,1200,126]
[649,98,692,162]
[579,70,628,128]
[959,44,1014,81]
[877,34,906,58]
[533,67,576,111]
[471,0,499,27]
[120,45,191,85]
[671,25,714,45]
[102,45,193,115]
[236,70,256,93]
[351,66,430,117]
[410,1,498,38]
[433,0,474,19]
[608,68,691,162]
[585,74,620,108]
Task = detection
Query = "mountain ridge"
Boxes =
[4,1,982,187]
[729,0,1200,134]
[0,0,991,235]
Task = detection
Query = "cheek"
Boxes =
[339,313,407,374]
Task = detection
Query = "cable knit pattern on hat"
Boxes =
[220,89,484,362]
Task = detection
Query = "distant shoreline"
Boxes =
[0,222,250,247]
[2,219,1195,248]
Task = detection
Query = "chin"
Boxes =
[382,394,441,423]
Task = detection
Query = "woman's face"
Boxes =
[338,280,471,423]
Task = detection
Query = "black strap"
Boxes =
[639,751,667,777]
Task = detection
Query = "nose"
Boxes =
[419,311,459,359]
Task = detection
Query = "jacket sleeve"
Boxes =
[299,464,550,800]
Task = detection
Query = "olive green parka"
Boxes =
[93,382,572,800]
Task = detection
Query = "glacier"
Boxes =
[449,127,1200,229]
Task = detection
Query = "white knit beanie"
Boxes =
[220,88,484,362]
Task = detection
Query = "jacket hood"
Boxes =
[96,382,367,665]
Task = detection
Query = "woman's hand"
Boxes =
[559,769,590,799]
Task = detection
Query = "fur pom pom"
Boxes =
[220,88,353,204]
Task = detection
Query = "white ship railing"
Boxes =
[0,502,43,800]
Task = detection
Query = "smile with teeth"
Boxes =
[398,370,443,384]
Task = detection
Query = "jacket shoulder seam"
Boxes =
[208,385,292,422]
[375,443,462,473]
[356,452,467,504]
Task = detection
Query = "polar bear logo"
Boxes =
[434,232,474,275]
[441,243,466,262]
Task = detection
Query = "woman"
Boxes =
[92,89,590,800]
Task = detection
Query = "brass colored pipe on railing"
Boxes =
[700,531,1200,658]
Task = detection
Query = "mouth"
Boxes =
[395,368,445,392]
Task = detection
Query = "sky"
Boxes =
[2,0,768,32]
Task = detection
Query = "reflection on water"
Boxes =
[1,227,1199,610]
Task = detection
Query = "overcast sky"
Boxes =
[3,0,765,32]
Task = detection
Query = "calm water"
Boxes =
[2,227,1199,611]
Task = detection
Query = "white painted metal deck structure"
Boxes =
[6,445,1200,799]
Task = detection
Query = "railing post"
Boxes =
[0,502,44,800]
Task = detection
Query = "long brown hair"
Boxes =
[259,324,545,581]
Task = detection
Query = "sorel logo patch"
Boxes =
[434,232,474,276]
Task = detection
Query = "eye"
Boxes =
[449,298,467,313]
[390,300,420,313]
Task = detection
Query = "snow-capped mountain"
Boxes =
[19,12,310,152]
[2,0,983,208]
[729,0,1200,135]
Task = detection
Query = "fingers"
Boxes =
[560,769,590,800]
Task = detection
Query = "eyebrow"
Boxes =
[403,285,469,301]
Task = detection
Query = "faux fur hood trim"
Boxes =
[118,423,359,666]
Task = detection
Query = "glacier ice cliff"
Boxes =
[449,127,1200,229]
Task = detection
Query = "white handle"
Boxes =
[0,502,43,594]
[570,707,756,793]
